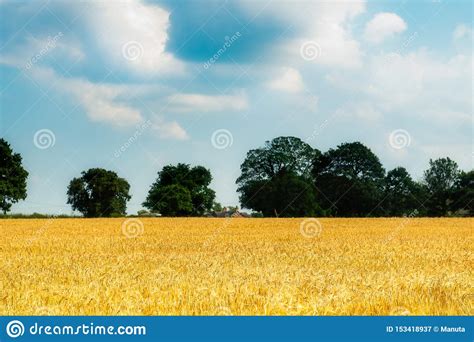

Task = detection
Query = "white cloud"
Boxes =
[364,12,407,44]
[365,51,471,119]
[453,24,472,40]
[151,118,189,140]
[29,67,189,140]
[0,33,84,69]
[30,67,142,126]
[268,67,305,93]
[86,0,184,75]
[327,49,472,125]
[239,1,366,68]
[168,92,248,113]
[67,81,142,127]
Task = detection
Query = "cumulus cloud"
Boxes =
[364,12,407,44]
[86,0,185,75]
[239,1,366,68]
[167,92,248,113]
[267,67,305,93]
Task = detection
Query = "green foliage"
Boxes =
[145,184,193,216]
[0,213,79,219]
[312,142,385,217]
[67,168,131,217]
[382,167,424,216]
[143,163,215,216]
[240,171,323,217]
[237,136,319,184]
[0,138,28,214]
[451,170,474,216]
[423,157,461,216]
[237,136,321,217]
[212,201,223,212]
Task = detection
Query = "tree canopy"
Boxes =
[451,170,473,216]
[0,138,28,214]
[423,157,461,216]
[382,167,424,216]
[143,163,215,216]
[236,136,321,216]
[67,168,131,217]
[2,134,472,218]
[312,142,385,217]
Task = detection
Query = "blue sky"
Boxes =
[0,0,472,214]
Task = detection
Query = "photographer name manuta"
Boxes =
[440,326,465,333]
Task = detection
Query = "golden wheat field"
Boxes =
[0,218,472,316]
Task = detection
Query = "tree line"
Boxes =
[0,137,472,217]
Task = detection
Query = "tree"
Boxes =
[212,201,223,212]
[240,171,321,217]
[312,142,385,216]
[67,168,131,217]
[143,163,215,216]
[236,136,322,216]
[423,157,461,216]
[145,184,193,216]
[451,170,474,216]
[0,138,28,214]
[382,167,423,216]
